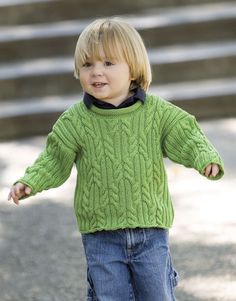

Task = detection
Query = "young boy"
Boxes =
[8,18,224,301]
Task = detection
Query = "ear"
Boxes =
[130,80,138,90]
[74,69,80,79]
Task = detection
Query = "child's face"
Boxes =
[79,48,133,106]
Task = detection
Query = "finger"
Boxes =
[13,198,19,205]
[8,191,12,201]
[211,164,219,177]
[15,185,22,197]
[10,188,17,201]
[10,188,21,205]
[25,187,32,195]
[12,194,19,205]
[205,165,212,177]
[15,183,25,195]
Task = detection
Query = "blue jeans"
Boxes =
[81,228,178,301]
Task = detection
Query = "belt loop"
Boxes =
[125,229,132,251]
[142,228,147,245]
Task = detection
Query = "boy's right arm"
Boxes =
[7,107,81,204]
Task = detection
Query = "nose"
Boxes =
[92,63,103,76]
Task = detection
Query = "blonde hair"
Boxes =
[74,18,152,91]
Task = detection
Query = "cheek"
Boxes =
[79,79,89,93]
[122,64,132,78]
[79,73,88,87]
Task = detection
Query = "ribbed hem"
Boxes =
[78,223,172,234]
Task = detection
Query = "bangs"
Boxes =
[75,22,125,69]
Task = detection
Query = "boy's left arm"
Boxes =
[162,113,224,180]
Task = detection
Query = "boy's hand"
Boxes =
[8,183,32,205]
[204,163,220,178]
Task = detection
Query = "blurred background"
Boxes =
[0,0,236,300]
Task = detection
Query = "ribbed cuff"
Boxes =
[13,179,37,200]
[194,152,224,180]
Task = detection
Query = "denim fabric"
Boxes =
[82,228,178,301]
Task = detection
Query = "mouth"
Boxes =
[92,82,107,88]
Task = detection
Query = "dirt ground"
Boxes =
[0,118,235,301]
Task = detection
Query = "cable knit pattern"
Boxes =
[18,94,224,233]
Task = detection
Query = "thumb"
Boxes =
[25,186,32,195]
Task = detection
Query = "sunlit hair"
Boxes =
[74,18,152,91]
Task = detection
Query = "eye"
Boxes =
[82,62,92,67]
[104,61,114,66]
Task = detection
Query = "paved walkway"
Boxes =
[0,118,235,301]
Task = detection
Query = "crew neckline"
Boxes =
[82,99,144,118]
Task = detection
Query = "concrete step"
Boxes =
[0,40,236,100]
[152,77,236,119]
[0,0,233,25]
[1,2,236,62]
[151,41,236,83]
[1,77,235,140]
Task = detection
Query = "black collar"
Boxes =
[83,88,146,110]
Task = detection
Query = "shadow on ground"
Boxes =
[0,201,87,301]
[0,199,235,301]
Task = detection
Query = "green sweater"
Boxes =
[18,94,224,233]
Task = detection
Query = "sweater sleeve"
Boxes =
[16,108,81,198]
[161,106,224,180]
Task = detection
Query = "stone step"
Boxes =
[0,0,233,25]
[152,77,236,118]
[1,77,235,140]
[0,40,236,100]
[151,41,236,83]
[1,2,236,62]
